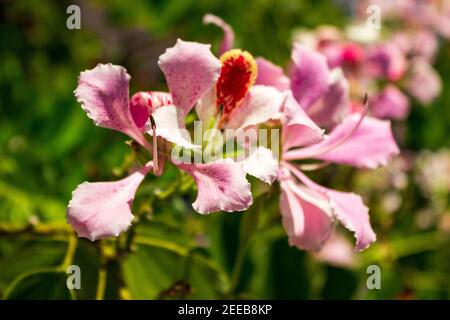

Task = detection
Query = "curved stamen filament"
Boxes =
[149,115,160,176]
[297,161,331,171]
[282,160,323,191]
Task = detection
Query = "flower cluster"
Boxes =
[292,0,446,122]
[66,14,401,253]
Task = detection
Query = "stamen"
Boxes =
[313,94,369,156]
[149,115,160,176]
[216,49,257,116]
[298,161,331,171]
[282,160,328,194]
[283,94,370,161]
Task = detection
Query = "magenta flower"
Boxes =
[67,37,280,240]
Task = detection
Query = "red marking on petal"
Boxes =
[130,91,172,128]
[216,49,257,115]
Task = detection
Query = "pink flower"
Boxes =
[371,85,410,120]
[392,30,438,63]
[292,27,414,121]
[357,0,450,39]
[279,98,399,251]
[67,38,280,240]
[210,16,400,250]
[313,231,358,268]
[67,162,154,241]
[366,43,407,82]
[406,58,442,104]
[257,43,400,251]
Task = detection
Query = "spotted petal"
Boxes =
[129,91,172,130]
[158,39,221,114]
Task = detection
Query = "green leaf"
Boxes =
[321,266,357,299]
[135,220,195,248]
[244,230,310,299]
[71,239,101,300]
[4,269,74,300]
[121,237,227,299]
[0,181,35,226]
[0,237,67,295]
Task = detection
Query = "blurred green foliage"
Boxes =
[0,0,449,300]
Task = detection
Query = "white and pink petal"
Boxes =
[75,63,148,148]
[67,162,153,241]
[178,159,252,214]
[158,39,221,114]
[225,85,283,130]
[149,105,199,150]
[242,146,278,184]
[129,91,172,130]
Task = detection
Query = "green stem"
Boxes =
[0,222,71,236]
[96,266,108,300]
[361,231,447,263]
[229,239,250,295]
[95,240,113,300]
